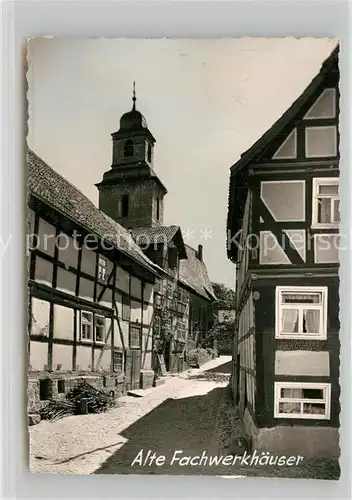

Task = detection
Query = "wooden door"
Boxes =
[125,349,141,391]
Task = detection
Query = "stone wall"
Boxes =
[243,407,339,459]
[140,369,154,389]
[98,179,164,229]
[27,371,126,416]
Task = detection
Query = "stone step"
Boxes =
[28,413,41,426]
[153,378,166,387]
[127,389,149,398]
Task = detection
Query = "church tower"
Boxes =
[96,83,167,229]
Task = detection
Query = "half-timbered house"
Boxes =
[131,225,190,373]
[226,45,340,458]
[27,149,164,412]
[179,244,216,348]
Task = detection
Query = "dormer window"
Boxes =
[98,256,107,281]
[124,140,134,157]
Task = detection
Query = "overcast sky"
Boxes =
[27,37,337,289]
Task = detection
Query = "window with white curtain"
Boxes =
[312,178,340,228]
[275,286,327,339]
[274,382,331,419]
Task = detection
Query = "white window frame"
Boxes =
[304,88,336,120]
[98,256,107,281]
[113,349,123,372]
[275,285,327,340]
[80,311,93,342]
[274,382,331,420]
[94,314,106,344]
[312,177,340,229]
[130,324,141,349]
[305,126,337,158]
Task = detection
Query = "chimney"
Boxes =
[197,244,203,262]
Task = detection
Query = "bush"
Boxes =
[206,347,218,359]
[187,347,215,367]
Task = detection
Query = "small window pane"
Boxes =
[317,198,332,223]
[281,388,303,399]
[281,309,299,333]
[318,184,339,195]
[302,388,324,399]
[303,310,321,334]
[279,402,301,414]
[282,292,321,304]
[130,326,141,348]
[95,316,105,342]
[113,350,123,372]
[82,312,92,322]
[98,257,107,280]
[305,126,337,158]
[333,200,340,222]
[82,323,92,340]
[303,403,326,415]
[95,316,104,327]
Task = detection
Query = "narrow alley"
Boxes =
[30,356,233,475]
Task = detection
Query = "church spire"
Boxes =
[132,81,136,110]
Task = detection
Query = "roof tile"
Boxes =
[27,149,162,276]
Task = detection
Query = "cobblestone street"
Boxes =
[30,356,232,475]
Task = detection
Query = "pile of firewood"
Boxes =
[39,399,75,422]
[40,381,116,422]
[66,381,116,414]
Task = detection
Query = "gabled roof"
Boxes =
[230,44,339,176]
[179,244,216,301]
[27,149,163,277]
[226,44,339,261]
[131,225,187,259]
[131,225,179,244]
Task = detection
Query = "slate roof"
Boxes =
[27,149,163,277]
[131,226,180,245]
[131,225,188,260]
[179,244,216,301]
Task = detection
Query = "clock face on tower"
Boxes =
[141,116,147,128]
